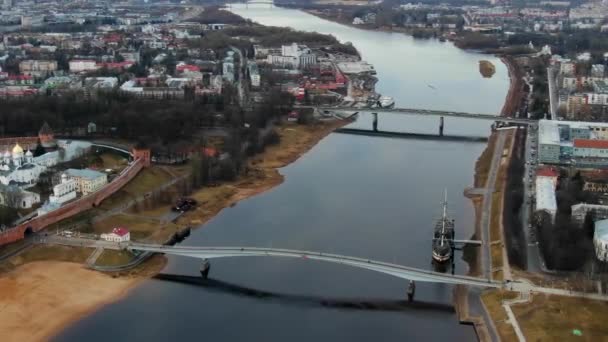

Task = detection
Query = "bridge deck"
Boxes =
[302,106,535,125]
[129,244,502,288]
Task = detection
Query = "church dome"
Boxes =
[12,143,23,155]
[3,150,10,158]
[25,149,33,157]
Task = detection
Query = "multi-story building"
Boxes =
[538,119,608,165]
[69,60,98,73]
[19,60,57,77]
[49,174,77,205]
[247,62,260,87]
[65,168,107,195]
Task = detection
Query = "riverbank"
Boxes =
[0,120,348,342]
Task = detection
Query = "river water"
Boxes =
[54,5,508,341]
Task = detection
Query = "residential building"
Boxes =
[19,60,57,76]
[65,168,107,195]
[69,60,98,73]
[535,175,557,222]
[247,62,260,87]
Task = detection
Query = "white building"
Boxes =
[69,60,98,73]
[594,219,608,262]
[49,174,77,205]
[247,62,260,87]
[222,51,235,83]
[572,203,608,223]
[267,43,317,69]
[0,144,44,186]
[65,168,107,196]
[535,176,558,222]
[101,227,130,242]
[0,184,40,209]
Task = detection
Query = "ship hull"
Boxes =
[432,250,451,263]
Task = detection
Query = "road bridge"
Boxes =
[302,106,535,125]
[128,244,502,288]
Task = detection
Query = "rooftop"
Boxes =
[536,176,557,214]
[574,139,608,149]
[65,168,106,180]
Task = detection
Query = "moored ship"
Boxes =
[432,191,455,263]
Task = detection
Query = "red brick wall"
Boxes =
[0,159,145,246]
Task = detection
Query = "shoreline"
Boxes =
[0,119,349,342]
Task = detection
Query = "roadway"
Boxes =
[521,126,545,273]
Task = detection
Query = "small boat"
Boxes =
[377,95,395,108]
[432,190,454,263]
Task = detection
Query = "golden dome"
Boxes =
[12,143,23,155]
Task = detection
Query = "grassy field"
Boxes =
[513,294,608,341]
[98,167,174,210]
[481,289,519,341]
[95,250,135,266]
[99,152,129,171]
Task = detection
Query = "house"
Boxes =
[64,168,107,195]
[101,227,130,242]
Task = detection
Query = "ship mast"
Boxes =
[440,189,448,246]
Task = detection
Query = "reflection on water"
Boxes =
[54,5,508,342]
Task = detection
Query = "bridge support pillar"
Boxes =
[372,113,378,132]
[439,116,444,136]
[407,280,416,302]
[200,259,210,279]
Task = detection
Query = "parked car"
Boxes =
[172,197,198,212]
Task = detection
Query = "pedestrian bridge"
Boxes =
[128,244,503,288]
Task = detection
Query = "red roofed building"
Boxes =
[101,227,130,242]
[176,64,200,73]
[573,139,608,161]
[573,139,608,149]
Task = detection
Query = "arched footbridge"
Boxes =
[128,244,503,288]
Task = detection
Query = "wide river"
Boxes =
[55,5,508,341]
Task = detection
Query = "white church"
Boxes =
[0,143,58,186]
